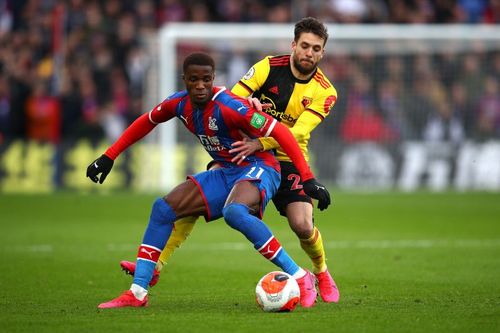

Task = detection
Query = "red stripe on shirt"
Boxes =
[313,72,329,89]
[269,56,289,66]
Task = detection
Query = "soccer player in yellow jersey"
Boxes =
[229,17,339,303]
[120,17,340,303]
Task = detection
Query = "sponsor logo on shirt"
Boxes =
[197,134,225,152]
[324,95,336,114]
[259,94,297,125]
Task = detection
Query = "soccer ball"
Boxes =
[255,271,300,312]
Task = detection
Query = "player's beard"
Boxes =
[292,56,317,76]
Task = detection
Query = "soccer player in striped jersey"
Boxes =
[87,52,330,308]
[122,17,340,304]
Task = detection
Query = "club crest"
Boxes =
[301,97,313,108]
[208,116,218,131]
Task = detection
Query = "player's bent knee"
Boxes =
[150,198,177,226]
[222,203,249,228]
[295,228,313,240]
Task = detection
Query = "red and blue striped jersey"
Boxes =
[149,86,280,170]
[155,87,286,171]
[105,86,313,181]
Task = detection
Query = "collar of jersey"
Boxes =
[212,86,227,100]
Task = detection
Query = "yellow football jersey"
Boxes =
[231,55,337,162]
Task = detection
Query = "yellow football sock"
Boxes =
[156,216,198,271]
[299,226,327,274]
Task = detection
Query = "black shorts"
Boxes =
[272,161,312,216]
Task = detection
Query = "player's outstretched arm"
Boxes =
[85,113,157,184]
[230,111,321,164]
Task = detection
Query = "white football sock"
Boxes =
[292,268,306,279]
[130,284,148,301]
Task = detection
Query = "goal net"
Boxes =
[150,23,500,192]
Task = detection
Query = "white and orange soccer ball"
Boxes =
[255,271,300,312]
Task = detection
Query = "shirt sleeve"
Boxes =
[267,120,314,181]
[104,99,176,159]
[257,111,323,151]
[234,110,314,181]
[231,57,271,97]
[305,85,337,120]
[149,98,177,124]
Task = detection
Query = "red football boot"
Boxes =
[98,290,148,309]
[295,270,317,308]
[315,270,340,303]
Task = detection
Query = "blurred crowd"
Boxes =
[318,49,500,144]
[0,0,499,145]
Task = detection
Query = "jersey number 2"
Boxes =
[288,174,303,190]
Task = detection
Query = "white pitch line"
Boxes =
[2,244,54,253]
[324,239,500,249]
[2,239,500,254]
[106,239,500,251]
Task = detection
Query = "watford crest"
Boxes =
[301,97,313,108]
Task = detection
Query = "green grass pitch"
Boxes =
[0,191,499,332]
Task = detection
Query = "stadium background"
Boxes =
[1,0,499,193]
[0,2,499,332]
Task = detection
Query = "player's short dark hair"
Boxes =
[294,17,329,46]
[183,53,215,72]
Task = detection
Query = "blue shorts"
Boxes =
[187,164,280,222]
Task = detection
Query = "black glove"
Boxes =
[303,178,331,211]
[86,154,114,184]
